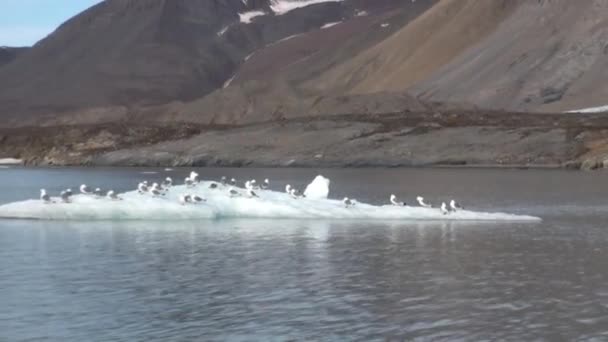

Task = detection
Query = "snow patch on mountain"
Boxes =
[321,21,341,29]
[270,0,344,15]
[239,10,266,23]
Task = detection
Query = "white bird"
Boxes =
[343,197,355,208]
[94,188,103,197]
[192,195,206,203]
[179,194,192,205]
[230,178,237,186]
[65,188,73,197]
[289,188,303,199]
[60,190,71,203]
[247,189,259,198]
[440,202,449,215]
[285,184,292,194]
[107,190,122,201]
[80,184,92,194]
[261,178,269,190]
[189,171,199,183]
[40,189,51,203]
[450,200,464,211]
[390,194,406,206]
[229,187,239,197]
[245,180,252,190]
[220,176,227,185]
[417,196,432,208]
[250,179,259,189]
[185,177,194,188]
[149,183,163,197]
[162,177,173,188]
[137,182,148,194]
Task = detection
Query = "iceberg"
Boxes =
[0,176,541,222]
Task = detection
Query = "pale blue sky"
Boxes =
[0,0,103,47]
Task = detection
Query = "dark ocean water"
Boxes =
[1,167,608,341]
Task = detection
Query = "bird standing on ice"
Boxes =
[220,176,227,186]
[94,188,103,197]
[440,202,449,215]
[417,196,432,208]
[60,190,71,203]
[192,195,206,203]
[230,178,237,186]
[185,177,194,188]
[390,194,406,206]
[285,184,292,194]
[179,194,192,205]
[40,189,52,203]
[162,177,173,188]
[229,187,240,197]
[450,200,464,211]
[80,184,92,194]
[262,179,269,190]
[189,171,199,184]
[137,182,148,194]
[107,190,122,201]
[343,197,355,208]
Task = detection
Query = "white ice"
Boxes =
[0,176,541,222]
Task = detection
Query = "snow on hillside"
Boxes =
[566,105,608,113]
[270,0,344,15]
[239,10,266,23]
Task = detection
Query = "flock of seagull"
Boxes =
[39,171,465,215]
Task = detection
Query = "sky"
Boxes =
[0,0,103,47]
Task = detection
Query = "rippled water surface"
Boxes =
[1,167,608,341]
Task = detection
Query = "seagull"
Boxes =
[230,178,237,186]
[150,183,164,197]
[137,182,148,194]
[185,177,194,188]
[40,189,51,203]
[189,171,199,183]
[220,176,227,185]
[417,196,432,208]
[107,190,122,201]
[343,197,355,208]
[440,202,449,215]
[179,194,192,205]
[261,178,269,190]
[192,195,206,203]
[229,187,239,197]
[247,189,259,198]
[94,188,103,197]
[162,177,173,188]
[245,180,252,190]
[209,182,218,189]
[60,190,71,203]
[285,184,292,194]
[80,184,92,194]
[450,200,464,211]
[390,194,406,206]
[250,179,259,189]
[65,189,73,197]
[290,188,303,199]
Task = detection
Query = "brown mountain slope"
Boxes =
[0,0,361,125]
[411,0,608,112]
[308,0,520,95]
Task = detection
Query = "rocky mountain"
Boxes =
[3,0,608,168]
[0,47,28,68]
[0,0,433,126]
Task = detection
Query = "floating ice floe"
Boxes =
[0,175,542,222]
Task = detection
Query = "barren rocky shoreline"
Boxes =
[2,110,608,171]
